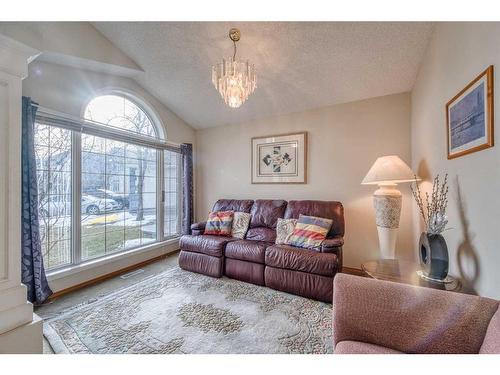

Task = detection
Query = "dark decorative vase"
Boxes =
[418,232,449,281]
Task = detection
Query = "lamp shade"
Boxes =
[361,155,418,185]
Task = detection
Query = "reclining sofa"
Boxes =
[179,199,345,302]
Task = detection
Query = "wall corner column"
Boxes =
[0,34,43,353]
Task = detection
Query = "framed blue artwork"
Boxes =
[446,66,494,159]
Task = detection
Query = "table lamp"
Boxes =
[361,155,419,259]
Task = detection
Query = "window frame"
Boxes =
[34,124,74,270]
[163,149,183,240]
[35,94,183,273]
[81,89,166,141]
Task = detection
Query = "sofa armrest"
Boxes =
[332,274,499,354]
[321,237,343,270]
[190,221,206,236]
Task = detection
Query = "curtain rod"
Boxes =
[33,103,182,151]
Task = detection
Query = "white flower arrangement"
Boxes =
[411,174,449,235]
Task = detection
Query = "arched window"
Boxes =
[34,92,182,271]
[84,95,159,138]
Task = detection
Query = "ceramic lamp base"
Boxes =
[376,226,398,259]
[373,184,402,260]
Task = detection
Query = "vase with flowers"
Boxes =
[411,174,450,281]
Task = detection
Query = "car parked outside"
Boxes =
[97,189,129,209]
[82,189,130,210]
[39,195,120,217]
[82,194,120,215]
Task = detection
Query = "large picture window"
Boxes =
[34,94,182,272]
[164,149,182,238]
[35,125,72,270]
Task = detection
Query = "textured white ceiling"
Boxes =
[92,22,434,129]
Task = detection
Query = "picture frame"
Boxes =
[446,65,494,159]
[251,132,307,184]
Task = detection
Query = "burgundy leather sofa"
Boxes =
[179,199,344,302]
[178,199,253,278]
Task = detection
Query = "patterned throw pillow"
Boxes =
[275,218,297,244]
[204,211,234,236]
[232,212,251,239]
[286,215,333,250]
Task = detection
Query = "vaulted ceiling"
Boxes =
[93,22,434,129]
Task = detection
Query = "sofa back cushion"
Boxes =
[285,200,344,238]
[246,200,287,242]
[212,199,254,213]
[249,199,287,228]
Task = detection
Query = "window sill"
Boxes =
[47,238,180,282]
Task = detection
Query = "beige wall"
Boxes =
[23,61,195,145]
[196,93,414,269]
[411,23,500,299]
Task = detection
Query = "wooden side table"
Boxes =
[361,259,469,294]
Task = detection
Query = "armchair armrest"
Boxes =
[190,221,206,236]
[332,274,499,354]
[321,236,343,270]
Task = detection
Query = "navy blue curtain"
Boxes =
[21,96,52,304]
[180,143,193,235]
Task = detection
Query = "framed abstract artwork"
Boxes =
[251,132,307,184]
[446,65,494,159]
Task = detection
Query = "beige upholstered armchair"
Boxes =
[332,273,500,354]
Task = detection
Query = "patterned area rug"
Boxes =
[43,267,333,354]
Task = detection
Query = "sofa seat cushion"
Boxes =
[265,244,338,277]
[179,234,237,257]
[246,227,277,243]
[334,341,403,354]
[225,240,271,264]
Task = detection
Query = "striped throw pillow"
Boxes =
[286,214,333,250]
[204,211,234,236]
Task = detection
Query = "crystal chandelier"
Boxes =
[212,28,257,108]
